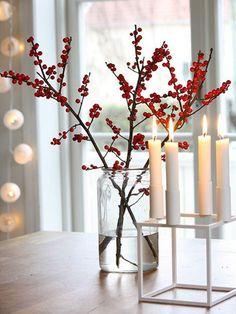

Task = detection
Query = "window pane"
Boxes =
[80,0,192,135]
[222,0,236,133]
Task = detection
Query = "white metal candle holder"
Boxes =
[137,213,236,308]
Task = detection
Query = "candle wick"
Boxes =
[154,136,157,141]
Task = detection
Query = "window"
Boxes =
[221,0,236,238]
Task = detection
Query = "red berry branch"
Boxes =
[0,25,231,269]
[105,26,230,171]
[1,28,230,171]
[1,36,109,169]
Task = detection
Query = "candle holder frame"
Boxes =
[137,213,236,308]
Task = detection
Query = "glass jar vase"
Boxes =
[97,168,159,273]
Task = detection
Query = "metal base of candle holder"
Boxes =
[137,214,236,308]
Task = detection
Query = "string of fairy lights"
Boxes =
[0,1,33,236]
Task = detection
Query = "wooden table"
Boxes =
[0,232,236,314]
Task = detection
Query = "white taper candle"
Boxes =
[198,115,213,215]
[165,119,180,225]
[148,117,164,218]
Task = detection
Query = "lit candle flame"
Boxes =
[218,114,224,139]
[169,118,174,142]
[152,116,157,140]
[202,114,207,136]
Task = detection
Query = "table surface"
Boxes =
[0,231,236,314]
